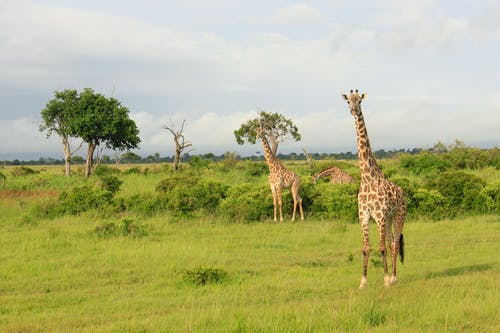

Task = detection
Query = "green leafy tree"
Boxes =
[121,151,142,164]
[40,89,83,176]
[73,88,141,178]
[234,110,301,155]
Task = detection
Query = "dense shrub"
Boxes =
[244,161,268,177]
[156,175,227,217]
[307,183,358,222]
[57,186,112,215]
[400,153,451,175]
[479,181,500,214]
[123,167,142,175]
[99,175,123,195]
[411,188,448,220]
[188,156,210,169]
[93,165,120,176]
[428,171,486,215]
[448,147,500,170]
[119,193,167,217]
[219,184,273,222]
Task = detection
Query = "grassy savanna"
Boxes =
[1,214,498,332]
[0,155,499,332]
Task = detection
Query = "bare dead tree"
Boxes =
[163,119,193,171]
[302,148,315,169]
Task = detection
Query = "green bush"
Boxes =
[478,181,500,214]
[156,175,227,217]
[428,171,486,214]
[188,156,209,169]
[219,184,273,222]
[57,186,113,215]
[448,147,500,170]
[400,152,451,175]
[183,266,229,286]
[412,188,448,220]
[244,161,268,177]
[120,193,167,217]
[307,183,358,222]
[100,175,123,195]
[123,167,142,175]
[93,165,120,176]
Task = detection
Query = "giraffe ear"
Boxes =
[341,94,348,100]
[361,93,366,99]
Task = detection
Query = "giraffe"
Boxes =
[312,166,354,184]
[342,89,406,289]
[256,127,304,222]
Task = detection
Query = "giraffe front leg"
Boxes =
[276,187,284,223]
[271,187,278,222]
[298,197,304,221]
[359,210,370,289]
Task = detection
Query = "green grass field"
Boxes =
[1,211,498,332]
[0,159,498,332]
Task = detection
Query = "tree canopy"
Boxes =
[40,88,140,177]
[234,110,301,155]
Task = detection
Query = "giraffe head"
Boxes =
[342,89,366,116]
[255,126,265,139]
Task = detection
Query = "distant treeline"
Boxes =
[3,144,499,168]
[1,148,426,166]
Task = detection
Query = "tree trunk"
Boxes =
[85,142,96,178]
[173,147,180,171]
[62,136,71,176]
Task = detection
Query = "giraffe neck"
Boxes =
[261,135,283,172]
[353,110,382,182]
[315,167,337,179]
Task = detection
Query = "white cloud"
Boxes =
[272,4,326,25]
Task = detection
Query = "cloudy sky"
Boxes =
[0,0,499,160]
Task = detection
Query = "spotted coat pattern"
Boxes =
[312,166,354,184]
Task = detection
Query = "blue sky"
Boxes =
[0,0,498,160]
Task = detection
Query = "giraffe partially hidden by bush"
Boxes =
[312,166,354,184]
[256,127,304,222]
[342,89,406,289]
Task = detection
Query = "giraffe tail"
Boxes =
[399,234,405,264]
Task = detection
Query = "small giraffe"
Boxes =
[342,90,406,289]
[256,127,304,222]
[312,166,354,184]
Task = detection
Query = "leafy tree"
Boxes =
[73,88,140,178]
[40,89,83,176]
[121,151,142,164]
[234,110,301,155]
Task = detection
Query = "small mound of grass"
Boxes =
[183,266,229,286]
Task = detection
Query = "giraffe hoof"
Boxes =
[359,276,367,289]
[384,275,391,287]
[390,276,398,285]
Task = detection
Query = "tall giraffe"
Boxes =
[342,90,406,288]
[312,166,354,184]
[256,127,304,222]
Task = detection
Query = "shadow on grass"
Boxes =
[424,263,492,279]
